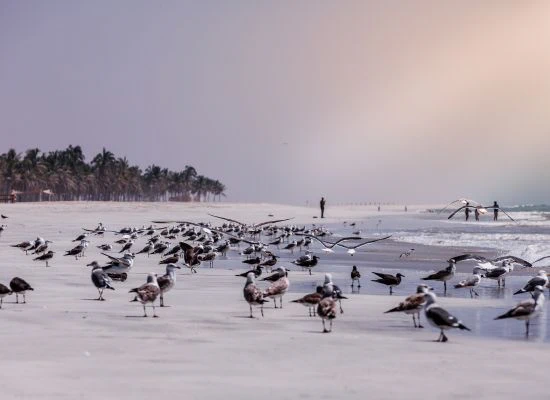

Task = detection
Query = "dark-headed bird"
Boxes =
[0,283,13,308]
[10,277,34,304]
[33,250,55,267]
[371,272,404,295]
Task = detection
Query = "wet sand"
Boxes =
[0,202,548,399]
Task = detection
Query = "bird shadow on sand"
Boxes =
[80,298,103,301]
[125,315,159,318]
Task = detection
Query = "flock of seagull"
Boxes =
[2,208,550,341]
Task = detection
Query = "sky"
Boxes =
[1,1,550,205]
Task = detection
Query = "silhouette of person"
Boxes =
[465,202,470,221]
[493,201,499,221]
[474,207,480,221]
[320,197,326,218]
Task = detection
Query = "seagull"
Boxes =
[100,253,135,281]
[156,264,181,307]
[351,265,361,288]
[334,235,393,255]
[259,255,278,272]
[33,250,55,267]
[119,239,134,253]
[236,265,263,278]
[495,285,545,337]
[0,283,13,308]
[97,244,113,251]
[129,273,161,317]
[159,255,180,265]
[11,241,32,254]
[292,254,319,275]
[424,292,470,342]
[9,277,34,304]
[476,262,513,288]
[198,252,217,268]
[89,264,115,301]
[262,267,290,309]
[322,273,347,313]
[291,286,323,317]
[317,283,339,333]
[513,271,548,295]
[33,240,53,255]
[135,242,153,256]
[283,240,297,253]
[385,284,433,328]
[1,214,7,219]
[180,242,201,273]
[421,261,456,293]
[399,249,415,258]
[73,233,88,242]
[302,235,364,253]
[243,272,268,318]
[371,272,404,295]
[453,273,482,298]
[242,257,261,265]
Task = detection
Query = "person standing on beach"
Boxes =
[320,197,326,218]
[474,207,480,221]
[493,201,499,221]
[465,202,471,221]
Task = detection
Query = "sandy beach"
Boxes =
[0,202,548,399]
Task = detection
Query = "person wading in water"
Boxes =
[320,197,326,218]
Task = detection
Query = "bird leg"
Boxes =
[279,297,283,309]
[417,313,424,328]
[153,304,158,318]
[444,281,447,293]
[473,289,479,297]
[261,304,264,317]
[358,280,361,288]
[441,331,448,342]
[412,314,417,328]
[309,269,312,276]
[503,278,506,288]
[390,287,393,295]
[23,293,26,304]
[249,304,253,318]
[322,320,328,333]
[339,300,344,314]
[526,320,530,337]
[308,307,312,317]
[15,293,19,304]
[469,289,473,299]
[329,319,333,332]
[273,299,278,309]
[160,295,164,307]
[143,304,148,317]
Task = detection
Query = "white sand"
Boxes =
[0,202,547,399]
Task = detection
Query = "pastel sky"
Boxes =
[2,1,550,205]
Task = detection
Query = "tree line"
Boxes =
[0,146,226,202]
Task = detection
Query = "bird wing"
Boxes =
[136,283,160,302]
[492,255,531,268]
[524,276,547,291]
[264,278,289,296]
[336,235,392,249]
[252,217,294,228]
[532,255,550,265]
[101,252,121,263]
[426,306,461,328]
[371,271,395,280]
[449,254,488,263]
[497,299,535,319]
[207,213,246,226]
